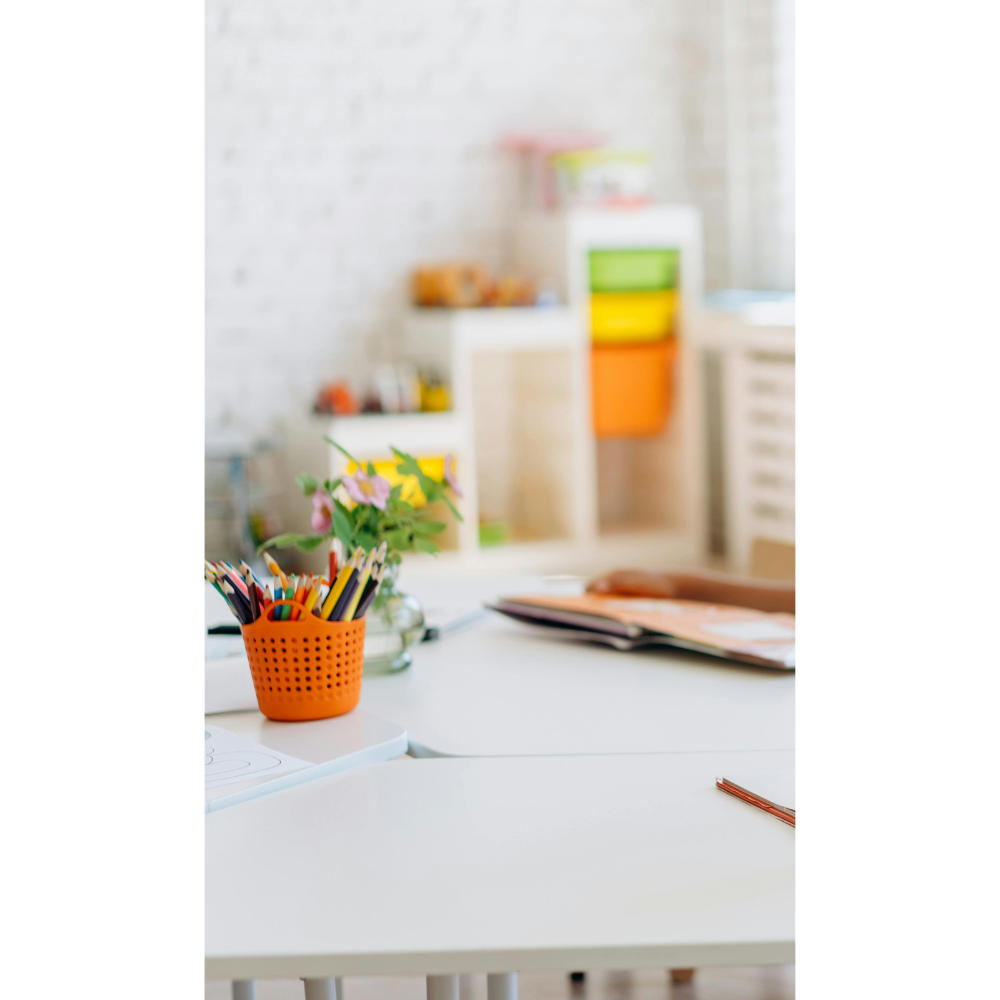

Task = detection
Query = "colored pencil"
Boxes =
[353,563,386,620]
[215,562,250,599]
[280,575,295,620]
[329,539,340,588]
[206,568,240,618]
[329,574,359,622]
[261,551,288,590]
[320,554,357,620]
[343,550,377,621]
[243,565,260,621]
[303,580,322,616]
[220,579,251,624]
[291,576,309,620]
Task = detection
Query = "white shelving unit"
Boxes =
[699,300,795,573]
[512,206,707,556]
[325,206,709,576]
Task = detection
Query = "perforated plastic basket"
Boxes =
[240,599,366,721]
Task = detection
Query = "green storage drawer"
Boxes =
[588,249,680,292]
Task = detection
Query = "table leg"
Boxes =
[427,974,459,1000]
[302,977,339,1000]
[232,981,256,1000]
[487,972,517,1000]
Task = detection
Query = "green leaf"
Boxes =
[394,499,414,512]
[366,460,377,476]
[442,494,464,522]
[390,445,444,507]
[355,530,377,551]
[296,473,319,496]
[324,436,363,469]
[412,520,446,535]
[413,536,440,554]
[389,483,403,501]
[332,507,353,542]
[385,529,412,551]
[295,535,327,552]
[323,477,342,495]
[257,532,307,553]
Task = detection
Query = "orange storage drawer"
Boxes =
[591,339,677,437]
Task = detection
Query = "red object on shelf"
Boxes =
[314,381,359,415]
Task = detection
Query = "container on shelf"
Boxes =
[588,249,679,292]
[591,339,677,437]
[478,519,510,548]
[590,290,678,343]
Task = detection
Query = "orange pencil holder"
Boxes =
[240,599,366,722]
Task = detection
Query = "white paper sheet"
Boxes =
[745,643,796,668]
[703,619,795,642]
[205,726,313,789]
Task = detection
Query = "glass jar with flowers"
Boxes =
[259,437,463,674]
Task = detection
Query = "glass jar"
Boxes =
[361,562,425,675]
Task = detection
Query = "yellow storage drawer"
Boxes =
[590,290,678,343]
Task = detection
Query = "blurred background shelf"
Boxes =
[205,1,797,583]
[312,206,709,575]
[699,292,795,576]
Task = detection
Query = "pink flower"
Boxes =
[311,490,334,532]
[444,454,463,498]
[342,469,392,510]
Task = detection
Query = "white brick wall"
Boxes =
[207,0,791,434]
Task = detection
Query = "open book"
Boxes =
[491,593,795,670]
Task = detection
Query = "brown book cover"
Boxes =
[492,593,795,670]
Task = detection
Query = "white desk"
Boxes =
[207,709,408,812]
[206,751,794,982]
[360,574,794,757]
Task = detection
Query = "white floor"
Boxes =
[206,967,794,1000]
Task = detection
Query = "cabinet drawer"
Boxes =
[590,290,677,343]
[591,340,676,437]
[589,249,679,292]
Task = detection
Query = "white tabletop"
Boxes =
[206,708,407,812]
[359,574,794,757]
[206,750,794,981]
